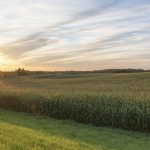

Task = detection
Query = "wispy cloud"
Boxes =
[0,0,150,70]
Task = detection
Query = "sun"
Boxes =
[0,54,23,71]
[0,54,10,71]
[0,56,6,64]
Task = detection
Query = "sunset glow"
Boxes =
[0,0,150,71]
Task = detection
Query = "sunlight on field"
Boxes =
[0,80,14,89]
[0,72,150,98]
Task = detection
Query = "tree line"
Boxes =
[0,68,149,77]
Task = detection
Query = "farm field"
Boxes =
[0,72,150,133]
[1,0,150,149]
[0,72,150,98]
[1,110,150,150]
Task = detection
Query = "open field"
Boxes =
[0,72,150,132]
[1,110,150,150]
[0,72,150,97]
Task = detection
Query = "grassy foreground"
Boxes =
[1,110,150,150]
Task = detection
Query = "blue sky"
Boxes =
[0,0,150,71]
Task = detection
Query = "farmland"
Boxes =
[0,72,150,132]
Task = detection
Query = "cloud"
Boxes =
[0,33,59,58]
[0,0,150,70]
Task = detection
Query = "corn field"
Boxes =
[0,72,150,132]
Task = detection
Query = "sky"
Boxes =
[0,0,150,71]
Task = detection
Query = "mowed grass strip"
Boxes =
[1,110,150,150]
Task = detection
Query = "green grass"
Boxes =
[1,110,150,150]
[0,72,150,132]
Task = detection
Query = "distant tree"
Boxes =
[16,68,26,76]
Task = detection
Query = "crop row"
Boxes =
[0,91,150,132]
